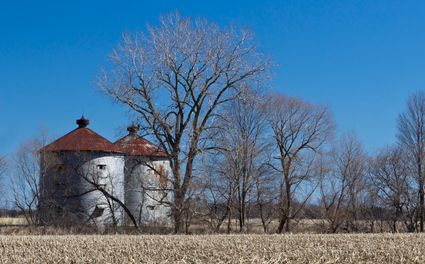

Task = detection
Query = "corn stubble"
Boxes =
[0,234,423,263]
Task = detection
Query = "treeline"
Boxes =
[170,90,425,234]
[2,13,425,234]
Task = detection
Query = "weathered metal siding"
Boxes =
[39,152,125,227]
[79,154,125,226]
[124,157,172,226]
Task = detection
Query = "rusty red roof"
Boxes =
[114,125,167,157]
[40,117,122,153]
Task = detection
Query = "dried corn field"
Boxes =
[0,234,424,263]
[0,217,28,226]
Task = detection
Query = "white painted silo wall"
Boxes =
[125,158,171,226]
[79,154,125,226]
[39,152,125,227]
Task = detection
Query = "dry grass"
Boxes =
[0,233,424,263]
[0,217,28,226]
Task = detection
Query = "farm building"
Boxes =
[38,116,171,228]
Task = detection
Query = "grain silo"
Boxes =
[115,125,171,226]
[39,116,125,227]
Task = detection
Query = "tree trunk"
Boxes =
[172,165,185,234]
[239,189,247,232]
[277,216,286,234]
[285,183,291,233]
[227,208,232,234]
[172,192,185,233]
[259,203,268,233]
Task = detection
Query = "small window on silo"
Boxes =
[97,164,107,170]
[147,205,155,210]
[90,205,105,218]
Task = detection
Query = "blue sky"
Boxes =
[1,0,425,157]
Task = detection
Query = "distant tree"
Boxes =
[99,13,268,233]
[11,130,49,224]
[201,151,238,233]
[397,91,425,232]
[320,133,367,233]
[369,146,416,232]
[268,95,334,233]
[253,154,279,233]
[203,88,271,232]
[341,135,368,232]
[360,178,381,233]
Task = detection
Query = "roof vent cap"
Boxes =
[127,124,139,135]
[76,115,90,128]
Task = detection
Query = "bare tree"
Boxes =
[201,153,237,233]
[360,179,381,233]
[319,154,347,233]
[369,146,415,232]
[195,89,271,233]
[253,166,279,233]
[397,91,425,232]
[98,13,268,233]
[320,133,367,233]
[11,130,50,225]
[268,95,334,233]
[209,89,270,232]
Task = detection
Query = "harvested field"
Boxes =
[0,217,28,226]
[0,234,424,263]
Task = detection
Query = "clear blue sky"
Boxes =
[1,0,425,157]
